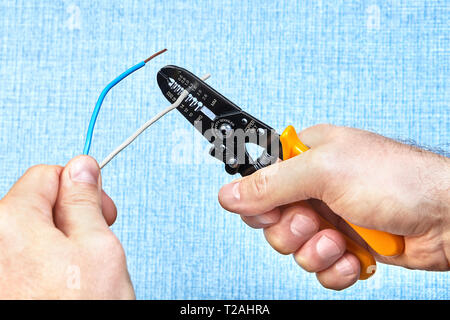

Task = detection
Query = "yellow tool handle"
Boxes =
[280,125,405,280]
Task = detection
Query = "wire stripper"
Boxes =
[157,65,405,280]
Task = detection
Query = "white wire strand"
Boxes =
[100,74,211,169]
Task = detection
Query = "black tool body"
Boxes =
[157,65,282,176]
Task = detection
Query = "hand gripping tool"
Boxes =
[157,65,405,280]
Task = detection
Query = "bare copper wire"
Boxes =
[144,48,168,63]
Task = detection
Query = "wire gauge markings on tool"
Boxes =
[82,48,167,155]
[99,74,211,169]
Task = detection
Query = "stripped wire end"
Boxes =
[144,48,167,63]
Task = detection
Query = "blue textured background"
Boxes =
[0,0,448,299]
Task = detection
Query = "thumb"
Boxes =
[54,155,109,237]
[218,150,326,216]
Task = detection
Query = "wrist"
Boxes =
[430,155,450,266]
[433,157,450,223]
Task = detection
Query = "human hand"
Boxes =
[0,156,134,299]
[218,124,450,290]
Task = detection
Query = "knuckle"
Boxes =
[307,123,339,139]
[310,123,336,132]
[306,123,345,144]
[26,164,57,175]
[24,164,62,184]
[245,170,270,201]
[25,164,48,175]
[99,235,127,265]
[60,190,100,210]
[83,232,127,264]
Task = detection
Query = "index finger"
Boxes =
[1,165,63,224]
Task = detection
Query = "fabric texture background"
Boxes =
[0,0,448,299]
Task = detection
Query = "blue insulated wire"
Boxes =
[82,61,146,155]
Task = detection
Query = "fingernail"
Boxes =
[69,157,99,185]
[290,214,317,238]
[232,182,240,200]
[316,235,342,260]
[221,182,241,202]
[335,256,356,276]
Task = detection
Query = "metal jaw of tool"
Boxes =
[157,65,283,176]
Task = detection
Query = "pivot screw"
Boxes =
[219,123,233,138]
[227,157,238,168]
